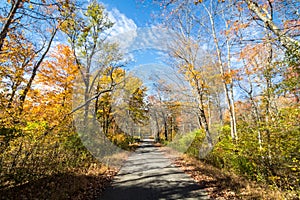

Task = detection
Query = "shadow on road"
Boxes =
[100,139,210,200]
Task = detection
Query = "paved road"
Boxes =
[100,139,210,200]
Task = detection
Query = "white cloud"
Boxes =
[106,9,176,55]
[109,8,137,34]
[107,8,138,51]
[105,8,179,70]
[129,26,176,52]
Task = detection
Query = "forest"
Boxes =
[0,0,299,199]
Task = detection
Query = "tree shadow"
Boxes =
[100,177,210,200]
[173,156,264,199]
[100,140,211,200]
[0,172,113,200]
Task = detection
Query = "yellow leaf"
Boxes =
[194,0,203,5]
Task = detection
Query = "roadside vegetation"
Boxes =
[164,128,299,199]
[0,1,144,198]
[0,0,299,199]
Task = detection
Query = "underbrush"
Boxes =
[107,133,139,151]
[169,151,285,200]
[167,125,300,199]
[0,125,133,199]
[0,164,116,200]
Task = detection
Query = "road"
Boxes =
[100,139,210,200]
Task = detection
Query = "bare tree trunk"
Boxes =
[0,0,22,52]
[84,82,90,130]
[196,112,202,130]
[163,113,168,141]
[265,31,274,160]
[215,92,224,125]
[154,112,160,141]
[204,2,238,142]
[238,73,262,150]
[199,107,213,148]
[19,28,58,114]
[244,0,299,51]
[207,96,212,129]
[226,38,238,140]
[196,82,213,148]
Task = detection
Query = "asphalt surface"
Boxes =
[100,139,210,200]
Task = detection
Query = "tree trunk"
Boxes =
[19,28,57,113]
[163,115,168,141]
[196,82,213,148]
[153,111,160,141]
[244,0,299,52]
[0,0,22,52]
[199,107,213,148]
[238,74,262,150]
[204,2,238,142]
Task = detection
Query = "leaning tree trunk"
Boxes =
[204,2,238,142]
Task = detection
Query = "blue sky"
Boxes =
[98,0,178,88]
[100,0,162,27]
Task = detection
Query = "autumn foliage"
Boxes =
[1,0,300,199]
[0,1,145,198]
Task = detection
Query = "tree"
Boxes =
[95,67,125,136]
[60,1,119,131]
[1,41,81,187]
[158,0,300,194]
[199,0,238,142]
[25,44,78,133]
[243,0,300,52]
[0,0,73,53]
[37,44,78,107]
[0,0,75,113]
[238,41,279,151]
[147,95,163,141]
[113,73,149,137]
[0,0,75,155]
[128,87,149,125]
[0,0,22,52]
[163,0,238,142]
